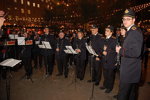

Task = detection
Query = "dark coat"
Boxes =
[102,37,117,69]
[40,34,56,56]
[73,38,87,60]
[119,25,143,83]
[90,34,104,58]
[55,37,70,58]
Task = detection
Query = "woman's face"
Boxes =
[120,29,126,37]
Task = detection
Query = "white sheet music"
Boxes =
[85,43,98,56]
[42,41,52,49]
[17,37,25,45]
[65,46,78,54]
[0,58,21,67]
[38,45,45,49]
[35,41,40,45]
[64,50,73,54]
[9,34,18,39]
[38,41,52,49]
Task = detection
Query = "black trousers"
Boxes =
[76,58,86,80]
[92,58,102,83]
[118,82,138,100]
[103,68,116,90]
[22,57,32,77]
[56,55,68,76]
[43,54,54,75]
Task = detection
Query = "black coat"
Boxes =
[40,34,56,56]
[102,37,117,69]
[55,37,69,58]
[20,38,33,58]
[73,38,87,60]
[119,25,143,83]
[90,34,104,58]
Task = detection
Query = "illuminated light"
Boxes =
[21,0,24,4]
[33,3,36,7]
[27,1,30,6]
[57,2,60,6]
[66,4,69,7]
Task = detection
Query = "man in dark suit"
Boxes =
[73,29,87,80]
[55,31,69,78]
[116,9,143,100]
[40,28,56,77]
[100,25,117,93]
[88,25,104,86]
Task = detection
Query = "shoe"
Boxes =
[95,82,99,86]
[87,80,95,83]
[65,75,68,78]
[99,86,106,90]
[113,95,118,99]
[44,74,50,78]
[56,73,62,76]
[105,89,112,93]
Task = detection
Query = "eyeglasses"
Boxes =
[122,18,133,21]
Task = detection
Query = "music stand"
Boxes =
[38,41,52,78]
[19,40,34,83]
[0,58,21,100]
[86,43,98,100]
[64,46,78,88]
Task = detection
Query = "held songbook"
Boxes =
[64,46,78,54]
[85,43,98,56]
[38,41,52,49]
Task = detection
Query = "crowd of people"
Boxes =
[0,9,150,100]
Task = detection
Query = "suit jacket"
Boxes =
[40,34,56,56]
[90,34,104,58]
[119,25,143,83]
[102,37,117,69]
[55,37,69,58]
[73,38,87,60]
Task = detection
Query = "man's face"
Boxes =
[105,28,112,37]
[122,16,135,28]
[90,28,98,35]
[77,32,83,39]
[44,28,49,34]
[59,32,65,39]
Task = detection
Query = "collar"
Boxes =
[106,35,111,39]
[127,24,134,31]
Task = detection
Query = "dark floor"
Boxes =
[0,58,150,100]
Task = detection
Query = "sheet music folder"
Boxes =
[38,41,52,49]
[85,43,98,56]
[0,58,21,67]
[64,46,78,54]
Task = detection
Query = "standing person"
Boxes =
[116,9,143,100]
[20,33,33,79]
[73,29,87,80]
[88,25,104,86]
[113,25,127,99]
[40,28,55,77]
[55,31,69,78]
[100,25,117,93]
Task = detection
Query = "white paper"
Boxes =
[35,41,40,45]
[0,58,21,67]
[85,44,98,56]
[17,37,25,45]
[65,46,78,54]
[64,50,73,54]
[42,41,52,49]
[9,34,18,39]
[38,45,45,49]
